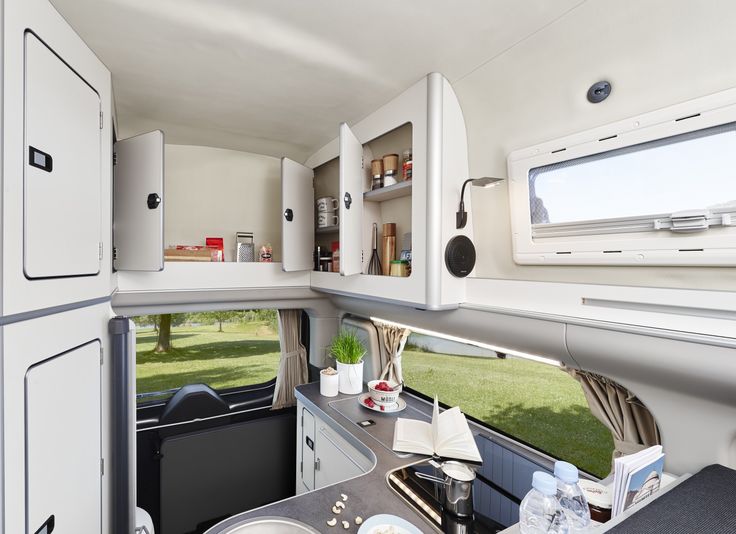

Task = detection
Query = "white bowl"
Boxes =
[367,380,402,405]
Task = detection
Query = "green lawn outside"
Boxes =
[402,350,613,478]
[135,323,613,478]
[135,321,281,397]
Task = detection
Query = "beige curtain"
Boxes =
[565,367,660,465]
[272,309,308,410]
[374,322,411,384]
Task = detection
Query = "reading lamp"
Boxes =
[456,177,504,229]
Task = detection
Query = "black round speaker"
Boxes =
[445,235,476,278]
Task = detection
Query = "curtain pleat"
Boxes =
[272,309,308,410]
[374,323,411,384]
[565,367,661,468]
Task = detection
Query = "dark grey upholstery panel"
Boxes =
[609,464,736,534]
[160,413,296,534]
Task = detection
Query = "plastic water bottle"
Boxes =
[554,461,591,532]
[519,472,570,534]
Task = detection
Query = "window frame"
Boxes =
[508,87,736,266]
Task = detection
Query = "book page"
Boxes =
[393,418,434,456]
[435,407,481,462]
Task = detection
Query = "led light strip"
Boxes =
[388,473,442,525]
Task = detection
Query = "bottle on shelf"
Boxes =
[554,461,591,532]
[519,472,570,534]
[402,149,412,181]
[381,223,396,276]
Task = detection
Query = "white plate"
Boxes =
[357,514,423,534]
[358,393,407,414]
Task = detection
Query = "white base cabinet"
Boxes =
[295,400,372,494]
[1,303,111,534]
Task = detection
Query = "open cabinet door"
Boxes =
[282,158,315,271]
[339,123,364,276]
[113,130,164,271]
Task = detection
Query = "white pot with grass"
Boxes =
[330,329,366,394]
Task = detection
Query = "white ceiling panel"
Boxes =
[51,0,583,160]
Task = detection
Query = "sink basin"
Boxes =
[220,516,321,534]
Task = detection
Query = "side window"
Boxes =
[132,310,281,403]
[401,330,614,478]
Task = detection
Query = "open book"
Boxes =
[392,397,481,462]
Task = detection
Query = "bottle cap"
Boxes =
[532,471,557,496]
[554,461,579,484]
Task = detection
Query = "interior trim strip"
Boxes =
[460,302,736,350]
[0,295,112,326]
[581,297,736,322]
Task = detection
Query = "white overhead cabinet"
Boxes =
[113,130,165,272]
[283,73,472,310]
[24,33,102,280]
[282,158,315,272]
[338,123,365,277]
[2,0,113,316]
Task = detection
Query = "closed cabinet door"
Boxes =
[314,425,365,489]
[113,130,165,271]
[26,341,102,534]
[24,32,102,279]
[301,407,316,491]
[338,123,364,276]
[282,158,315,272]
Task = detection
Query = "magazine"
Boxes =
[612,445,665,516]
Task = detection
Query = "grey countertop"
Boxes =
[204,382,551,534]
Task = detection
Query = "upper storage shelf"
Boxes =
[363,180,412,202]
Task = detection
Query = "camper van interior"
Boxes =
[3,0,736,533]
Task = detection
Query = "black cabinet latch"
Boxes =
[147,193,161,209]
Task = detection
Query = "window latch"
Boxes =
[667,210,712,233]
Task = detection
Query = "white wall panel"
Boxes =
[456,0,736,289]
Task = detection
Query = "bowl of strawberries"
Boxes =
[367,379,402,405]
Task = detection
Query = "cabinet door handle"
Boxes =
[344,192,352,210]
[284,208,294,222]
[315,458,321,471]
[147,193,161,210]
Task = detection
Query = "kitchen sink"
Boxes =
[220,516,321,534]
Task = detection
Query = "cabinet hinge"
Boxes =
[300,461,303,475]
[100,347,104,365]
[99,242,104,260]
[99,111,103,129]
[112,246,118,261]
[100,458,104,475]
[113,152,118,166]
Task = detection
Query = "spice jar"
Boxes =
[402,149,412,181]
[259,243,273,262]
[371,159,384,190]
[382,154,399,187]
[389,260,409,277]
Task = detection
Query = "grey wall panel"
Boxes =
[567,325,736,474]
